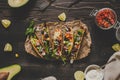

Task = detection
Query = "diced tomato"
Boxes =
[96,8,116,28]
[65,33,73,41]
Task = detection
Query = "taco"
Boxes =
[70,21,86,63]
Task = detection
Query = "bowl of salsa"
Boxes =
[95,8,117,30]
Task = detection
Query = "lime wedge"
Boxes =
[112,43,120,51]
[1,19,11,28]
[58,12,66,21]
[74,71,85,80]
[4,43,13,52]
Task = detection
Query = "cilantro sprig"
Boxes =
[25,21,35,36]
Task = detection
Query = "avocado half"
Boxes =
[8,0,29,8]
[0,64,21,80]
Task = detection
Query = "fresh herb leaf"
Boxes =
[44,41,49,53]
[61,56,66,64]
[78,29,84,35]
[30,38,36,45]
[29,20,35,28]
[53,49,57,54]
[25,21,35,36]
[25,28,34,35]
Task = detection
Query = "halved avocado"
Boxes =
[8,0,29,8]
[0,64,21,80]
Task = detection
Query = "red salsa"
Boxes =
[96,8,116,29]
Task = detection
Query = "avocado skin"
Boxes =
[0,64,21,80]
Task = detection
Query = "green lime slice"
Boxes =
[1,19,11,28]
[74,71,85,80]
[4,43,13,52]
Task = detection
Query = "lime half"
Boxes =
[1,19,11,28]
[74,71,85,80]
[4,43,13,52]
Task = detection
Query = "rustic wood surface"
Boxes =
[0,0,120,80]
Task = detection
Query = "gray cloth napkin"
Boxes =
[104,51,120,80]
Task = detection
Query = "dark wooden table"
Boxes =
[0,0,120,80]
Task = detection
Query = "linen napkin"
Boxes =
[104,51,120,80]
